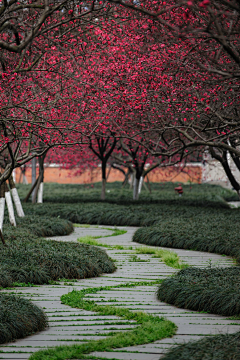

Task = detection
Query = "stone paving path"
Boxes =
[0,226,239,360]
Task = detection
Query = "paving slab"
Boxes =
[91,352,164,360]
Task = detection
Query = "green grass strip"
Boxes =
[136,247,188,269]
[77,236,187,270]
[29,282,177,360]
[77,236,131,250]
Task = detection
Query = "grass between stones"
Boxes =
[157,267,240,316]
[0,293,48,344]
[160,331,240,360]
[29,281,177,360]
[136,246,188,269]
[77,235,187,270]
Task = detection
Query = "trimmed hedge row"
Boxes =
[161,331,240,360]
[0,215,115,288]
[22,201,239,228]
[157,267,240,316]
[0,293,48,344]
[17,181,235,207]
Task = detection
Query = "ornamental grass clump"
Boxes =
[0,238,116,287]
[0,293,48,344]
[133,215,240,264]
[161,331,240,360]
[157,267,240,316]
[0,216,116,288]
[4,214,74,237]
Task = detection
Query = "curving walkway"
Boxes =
[0,226,239,359]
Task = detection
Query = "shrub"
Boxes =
[157,267,240,316]
[0,293,48,344]
[22,200,239,228]
[0,216,115,288]
[17,181,234,208]
[4,214,74,237]
[161,331,240,360]
[132,214,240,264]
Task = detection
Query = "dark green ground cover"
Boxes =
[12,182,240,357]
[132,215,240,263]
[161,331,240,360]
[0,293,48,344]
[17,181,237,207]
[4,214,74,237]
[157,267,240,316]
[0,216,115,288]
[0,194,116,346]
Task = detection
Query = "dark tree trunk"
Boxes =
[101,161,106,201]
[210,148,240,197]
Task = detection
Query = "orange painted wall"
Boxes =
[15,165,202,184]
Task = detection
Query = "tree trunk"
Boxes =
[101,161,106,200]
[37,182,44,203]
[24,176,39,202]
[32,157,37,203]
[146,175,152,194]
[0,229,6,245]
[9,175,25,217]
[37,155,45,203]
[32,175,42,204]
[0,184,5,231]
[106,166,112,181]
[138,176,144,196]
[133,176,140,200]
[5,182,16,227]
[22,166,28,184]
[129,173,134,190]
[210,147,240,194]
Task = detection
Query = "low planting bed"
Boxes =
[132,214,240,263]
[17,181,238,205]
[161,331,240,360]
[157,267,240,316]
[13,214,74,237]
[0,293,48,344]
[22,200,239,227]
[0,215,115,287]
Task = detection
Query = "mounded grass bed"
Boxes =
[157,267,240,316]
[132,217,240,264]
[0,216,115,287]
[0,293,48,344]
[22,201,239,228]
[161,331,240,360]
[4,214,74,237]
